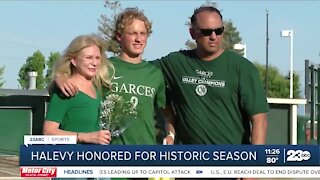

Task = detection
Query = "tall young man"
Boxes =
[55,8,166,146]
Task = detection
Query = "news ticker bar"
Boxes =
[20,145,320,166]
[20,166,320,178]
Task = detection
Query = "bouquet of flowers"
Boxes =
[99,94,138,137]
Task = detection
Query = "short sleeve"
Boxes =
[239,64,269,116]
[154,70,166,109]
[45,92,70,123]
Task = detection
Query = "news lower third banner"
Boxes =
[20,144,319,166]
[20,136,320,178]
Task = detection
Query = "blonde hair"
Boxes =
[113,7,152,41]
[52,34,114,95]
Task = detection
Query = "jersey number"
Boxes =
[130,96,138,108]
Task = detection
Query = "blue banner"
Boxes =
[20,145,320,166]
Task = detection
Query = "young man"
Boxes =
[108,7,166,145]
[55,7,166,146]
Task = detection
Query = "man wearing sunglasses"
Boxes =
[158,6,268,179]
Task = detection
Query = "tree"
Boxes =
[222,21,242,52]
[98,0,122,55]
[0,66,5,88]
[45,52,60,87]
[18,50,46,89]
[254,62,301,98]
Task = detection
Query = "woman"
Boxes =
[43,34,113,145]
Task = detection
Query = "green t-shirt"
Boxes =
[45,88,102,132]
[155,50,269,144]
[108,57,166,145]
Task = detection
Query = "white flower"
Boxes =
[99,94,137,137]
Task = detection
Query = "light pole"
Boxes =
[265,9,269,97]
[281,29,294,98]
[233,43,247,58]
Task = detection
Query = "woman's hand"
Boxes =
[79,130,111,145]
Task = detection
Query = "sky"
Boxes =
[0,0,320,94]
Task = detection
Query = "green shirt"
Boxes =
[155,50,269,144]
[108,57,166,145]
[45,88,102,132]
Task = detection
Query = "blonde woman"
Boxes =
[43,34,113,145]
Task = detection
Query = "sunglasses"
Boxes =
[199,27,224,36]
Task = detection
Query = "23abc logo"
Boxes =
[286,150,311,162]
